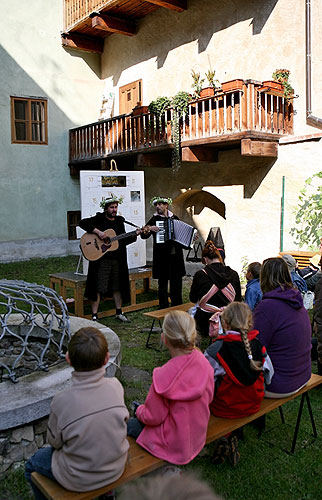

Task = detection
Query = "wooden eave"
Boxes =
[62,0,187,53]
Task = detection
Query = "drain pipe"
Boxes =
[306,0,322,128]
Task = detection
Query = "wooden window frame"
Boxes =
[10,96,48,145]
[67,210,81,240]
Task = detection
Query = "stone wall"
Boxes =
[0,416,48,478]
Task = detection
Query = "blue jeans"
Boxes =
[25,446,56,500]
[127,417,144,438]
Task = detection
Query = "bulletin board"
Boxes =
[78,170,146,270]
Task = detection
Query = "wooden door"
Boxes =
[119,80,142,115]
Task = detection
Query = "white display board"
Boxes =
[78,170,146,271]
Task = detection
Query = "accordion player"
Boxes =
[156,219,197,248]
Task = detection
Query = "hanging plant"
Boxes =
[148,96,171,118]
[171,91,190,174]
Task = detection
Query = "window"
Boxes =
[67,211,81,240]
[11,96,48,144]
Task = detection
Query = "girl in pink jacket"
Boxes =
[127,310,214,465]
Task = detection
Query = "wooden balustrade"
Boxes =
[64,0,110,30]
[69,82,294,164]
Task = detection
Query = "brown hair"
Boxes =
[163,310,197,350]
[202,240,223,264]
[247,262,261,279]
[221,302,262,372]
[260,257,293,294]
[68,327,108,371]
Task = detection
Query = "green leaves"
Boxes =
[291,172,322,248]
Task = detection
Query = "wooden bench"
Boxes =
[143,302,194,348]
[279,251,319,269]
[31,373,322,500]
[49,268,158,319]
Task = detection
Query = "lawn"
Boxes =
[0,256,321,500]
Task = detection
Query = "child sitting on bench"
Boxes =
[205,302,273,465]
[25,327,129,500]
[127,310,214,465]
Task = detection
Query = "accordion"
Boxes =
[156,219,197,248]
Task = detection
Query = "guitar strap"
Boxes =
[123,219,140,229]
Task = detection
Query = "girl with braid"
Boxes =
[204,302,273,465]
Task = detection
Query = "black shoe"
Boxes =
[92,313,98,321]
[212,437,230,465]
[228,434,240,467]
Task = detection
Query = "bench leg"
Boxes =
[279,406,285,424]
[289,392,317,454]
[146,319,162,349]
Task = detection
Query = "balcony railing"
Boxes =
[64,0,110,30]
[69,81,294,165]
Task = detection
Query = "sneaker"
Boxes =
[212,437,230,465]
[228,434,240,467]
[91,313,98,321]
[115,313,130,322]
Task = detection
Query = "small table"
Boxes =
[49,268,158,319]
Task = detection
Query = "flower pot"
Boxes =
[200,87,215,98]
[132,105,149,116]
[221,79,244,92]
[261,80,284,92]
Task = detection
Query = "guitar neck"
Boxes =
[109,230,137,243]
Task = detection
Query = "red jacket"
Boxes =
[206,330,265,418]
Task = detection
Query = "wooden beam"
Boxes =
[182,146,218,163]
[61,33,104,54]
[241,139,278,157]
[91,14,136,36]
[144,0,187,12]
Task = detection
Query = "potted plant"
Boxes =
[262,69,293,98]
[200,70,220,98]
[191,70,205,99]
[272,69,293,98]
[132,102,149,116]
[221,79,244,92]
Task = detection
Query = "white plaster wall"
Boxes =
[102,0,322,136]
[100,0,322,274]
[0,0,103,254]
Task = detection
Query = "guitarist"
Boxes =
[79,195,141,322]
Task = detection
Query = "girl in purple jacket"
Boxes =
[127,310,214,465]
[254,257,311,397]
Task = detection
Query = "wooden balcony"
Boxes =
[69,80,294,172]
[62,1,187,53]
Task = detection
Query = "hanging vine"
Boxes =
[171,91,190,174]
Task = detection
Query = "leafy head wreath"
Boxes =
[100,193,124,210]
[150,196,173,207]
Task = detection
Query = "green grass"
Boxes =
[0,256,321,500]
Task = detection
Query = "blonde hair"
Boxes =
[163,310,197,350]
[221,302,262,372]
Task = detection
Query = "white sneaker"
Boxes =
[115,313,130,322]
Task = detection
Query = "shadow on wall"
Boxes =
[96,0,280,84]
[172,190,226,220]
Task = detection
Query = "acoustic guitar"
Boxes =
[80,229,138,261]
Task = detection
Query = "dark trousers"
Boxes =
[158,275,183,309]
